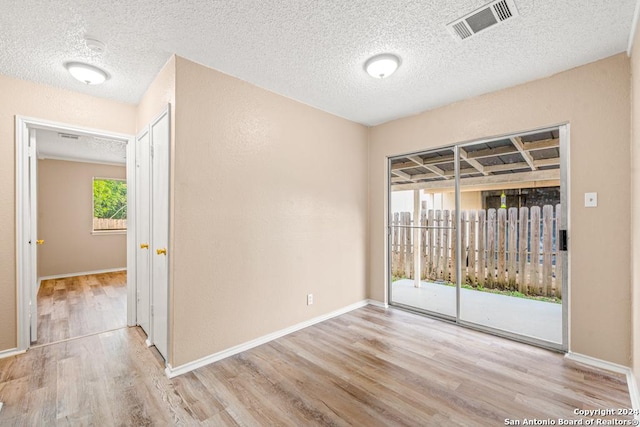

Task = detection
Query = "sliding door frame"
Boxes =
[386,124,569,353]
[386,145,458,322]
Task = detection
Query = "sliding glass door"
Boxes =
[387,126,567,350]
[388,148,457,319]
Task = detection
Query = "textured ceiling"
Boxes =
[1,0,636,125]
[37,129,126,165]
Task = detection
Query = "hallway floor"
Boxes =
[33,271,127,346]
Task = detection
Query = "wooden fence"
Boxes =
[93,218,127,231]
[391,205,563,298]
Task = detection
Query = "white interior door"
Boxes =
[136,129,151,338]
[150,107,170,361]
[29,128,38,343]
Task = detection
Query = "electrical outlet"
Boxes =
[307,294,313,306]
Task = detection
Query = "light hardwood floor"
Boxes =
[0,306,632,426]
[33,271,127,346]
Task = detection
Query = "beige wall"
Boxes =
[442,191,483,211]
[170,57,369,366]
[370,53,631,365]
[631,28,640,381]
[137,56,176,132]
[37,159,126,277]
[0,74,135,352]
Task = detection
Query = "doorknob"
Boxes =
[140,243,149,249]
[156,248,167,255]
[36,240,44,245]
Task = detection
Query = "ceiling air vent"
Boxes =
[447,0,519,41]
[58,133,80,140]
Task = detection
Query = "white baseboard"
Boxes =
[0,347,26,360]
[565,352,640,417]
[367,299,388,308]
[565,352,630,375]
[39,267,126,284]
[628,372,640,421]
[165,299,370,378]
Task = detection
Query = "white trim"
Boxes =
[165,300,369,378]
[126,134,137,327]
[0,347,26,361]
[37,154,125,167]
[15,116,135,350]
[629,0,640,56]
[15,116,132,142]
[565,352,640,416]
[367,299,389,309]
[91,230,127,236]
[564,352,630,374]
[15,117,29,351]
[628,372,640,420]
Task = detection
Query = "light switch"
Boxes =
[585,192,597,208]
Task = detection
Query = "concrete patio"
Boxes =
[391,279,562,344]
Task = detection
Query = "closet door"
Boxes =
[135,129,151,338]
[150,107,170,360]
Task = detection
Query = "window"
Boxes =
[93,178,127,232]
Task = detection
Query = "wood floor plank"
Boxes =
[34,272,127,346]
[0,305,633,426]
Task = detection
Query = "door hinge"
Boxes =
[150,145,154,158]
[559,230,568,251]
[151,304,154,316]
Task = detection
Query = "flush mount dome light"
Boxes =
[65,62,108,85]
[364,53,400,79]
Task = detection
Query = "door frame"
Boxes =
[15,116,136,351]
[149,105,171,362]
[135,126,152,345]
[385,123,570,353]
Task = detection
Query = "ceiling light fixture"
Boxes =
[65,62,108,85]
[364,53,401,79]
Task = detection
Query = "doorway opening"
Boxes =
[387,125,568,351]
[15,116,136,351]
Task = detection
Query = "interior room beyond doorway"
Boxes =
[33,271,127,346]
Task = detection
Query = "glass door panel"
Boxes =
[387,127,566,350]
[388,148,457,319]
[457,131,563,346]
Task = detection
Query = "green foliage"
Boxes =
[391,274,561,303]
[93,179,127,219]
[439,280,561,303]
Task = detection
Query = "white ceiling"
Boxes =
[36,129,126,165]
[1,0,637,126]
